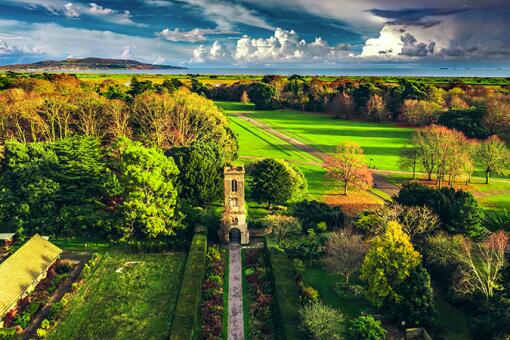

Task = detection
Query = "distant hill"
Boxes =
[0,57,186,71]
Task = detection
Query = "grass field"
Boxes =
[223,104,333,199]
[218,102,413,171]
[50,251,185,340]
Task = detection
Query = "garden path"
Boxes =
[227,244,244,340]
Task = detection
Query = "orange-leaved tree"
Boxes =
[323,141,372,195]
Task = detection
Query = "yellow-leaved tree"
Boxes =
[360,221,421,307]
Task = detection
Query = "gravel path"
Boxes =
[228,244,244,340]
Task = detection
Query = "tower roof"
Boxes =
[224,165,245,174]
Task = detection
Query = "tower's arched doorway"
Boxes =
[229,228,241,245]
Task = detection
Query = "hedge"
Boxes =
[169,226,208,340]
[265,236,304,340]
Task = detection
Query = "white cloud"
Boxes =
[0,40,42,56]
[0,20,192,65]
[4,0,144,27]
[152,56,165,64]
[88,3,114,15]
[191,28,352,64]
[178,0,274,30]
[63,3,80,18]
[121,46,134,59]
[157,28,237,42]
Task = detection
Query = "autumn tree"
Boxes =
[263,214,302,241]
[73,93,106,138]
[323,142,372,195]
[323,230,368,285]
[399,146,419,179]
[360,221,421,306]
[477,135,510,184]
[240,90,250,104]
[483,94,510,135]
[105,99,131,140]
[455,230,509,299]
[366,94,387,122]
[400,99,442,126]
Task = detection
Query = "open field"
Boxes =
[70,73,510,86]
[219,101,413,171]
[50,251,185,340]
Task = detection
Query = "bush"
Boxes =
[36,328,47,338]
[292,200,345,232]
[0,328,16,340]
[346,315,386,340]
[170,228,208,340]
[300,301,345,339]
[262,214,302,240]
[265,236,305,339]
[395,183,485,238]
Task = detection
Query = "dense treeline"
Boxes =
[0,72,236,243]
[206,75,510,139]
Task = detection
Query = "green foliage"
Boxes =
[113,138,181,241]
[438,108,489,139]
[0,328,17,340]
[248,82,276,109]
[352,83,379,115]
[300,301,345,340]
[167,142,224,207]
[345,315,386,340]
[292,200,345,232]
[250,158,307,207]
[127,76,154,96]
[0,136,113,236]
[390,265,436,326]
[484,209,510,232]
[263,214,302,241]
[170,230,208,340]
[360,221,421,307]
[265,236,305,339]
[353,211,385,237]
[395,182,485,238]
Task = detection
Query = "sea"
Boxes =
[68,67,510,78]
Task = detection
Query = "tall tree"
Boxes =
[477,135,510,184]
[456,230,509,299]
[250,158,306,208]
[113,138,181,241]
[323,142,372,195]
[360,221,421,306]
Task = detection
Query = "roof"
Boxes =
[0,233,15,241]
[0,235,62,317]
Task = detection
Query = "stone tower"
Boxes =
[221,166,249,244]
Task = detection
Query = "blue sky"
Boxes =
[0,0,509,67]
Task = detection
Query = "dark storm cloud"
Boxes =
[400,33,435,57]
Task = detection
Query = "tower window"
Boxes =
[232,179,238,192]
[231,197,239,207]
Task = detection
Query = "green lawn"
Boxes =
[224,105,331,199]
[218,101,414,171]
[433,284,472,340]
[302,265,375,319]
[50,251,185,340]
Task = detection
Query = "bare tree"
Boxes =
[323,229,368,285]
[455,230,509,299]
[391,204,440,240]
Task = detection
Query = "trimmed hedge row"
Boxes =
[170,226,208,340]
[265,236,304,340]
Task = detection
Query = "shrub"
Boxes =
[300,301,345,339]
[262,214,302,241]
[0,328,17,340]
[395,183,485,238]
[346,315,386,340]
[36,328,47,338]
[292,200,345,231]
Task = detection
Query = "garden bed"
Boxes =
[243,247,277,340]
[200,245,227,340]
